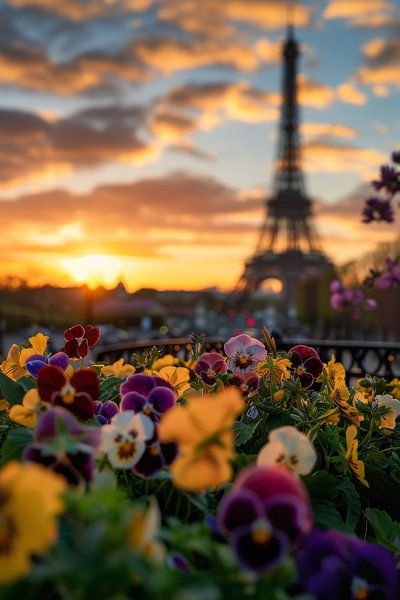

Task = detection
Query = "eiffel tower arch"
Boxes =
[232,24,332,313]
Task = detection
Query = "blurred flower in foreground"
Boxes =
[224,334,267,375]
[1,332,48,381]
[127,498,165,562]
[376,257,400,289]
[133,427,178,477]
[362,197,394,223]
[0,461,66,584]
[94,400,119,425]
[37,365,98,420]
[100,411,154,469]
[289,345,323,389]
[257,426,317,476]
[218,465,312,573]
[345,425,368,487]
[297,529,397,600]
[330,279,377,319]
[62,324,100,359]
[101,358,135,378]
[194,352,227,386]
[120,373,176,423]
[24,407,101,486]
[159,388,243,491]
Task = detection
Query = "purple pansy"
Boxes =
[289,345,323,389]
[25,352,70,377]
[297,529,398,600]
[94,400,119,425]
[362,197,394,223]
[24,407,101,487]
[218,484,311,574]
[194,352,227,385]
[120,373,176,422]
[373,165,400,194]
[224,334,267,375]
[133,427,178,477]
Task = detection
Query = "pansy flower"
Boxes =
[100,410,154,469]
[374,393,400,429]
[159,388,243,491]
[194,352,227,385]
[24,352,70,378]
[0,461,66,584]
[297,529,398,600]
[24,407,101,487]
[9,388,41,428]
[228,372,260,397]
[127,498,165,562]
[217,465,312,573]
[62,324,100,359]
[101,358,135,378]
[94,400,119,425]
[1,332,48,381]
[120,373,176,422]
[133,427,178,477]
[345,425,368,487]
[158,366,191,396]
[224,334,267,375]
[37,365,98,420]
[289,345,323,389]
[257,426,317,476]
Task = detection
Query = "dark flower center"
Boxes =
[351,577,369,600]
[117,441,136,460]
[251,519,272,544]
[296,365,305,376]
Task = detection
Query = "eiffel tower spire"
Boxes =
[232,17,331,311]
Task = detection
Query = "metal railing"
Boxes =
[95,337,400,380]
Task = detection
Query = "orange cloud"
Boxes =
[357,38,400,91]
[336,81,367,105]
[298,75,336,108]
[9,0,153,20]
[324,0,394,25]
[302,140,385,174]
[301,122,358,139]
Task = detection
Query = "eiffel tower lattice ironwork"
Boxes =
[233,23,331,311]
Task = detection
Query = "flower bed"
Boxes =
[0,326,399,598]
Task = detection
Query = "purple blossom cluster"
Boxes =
[362,151,400,224]
[330,280,377,319]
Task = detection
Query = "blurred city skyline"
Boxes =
[0,0,399,290]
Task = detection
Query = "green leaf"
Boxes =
[365,508,400,555]
[0,427,33,466]
[312,499,351,532]
[0,372,25,406]
[336,478,361,531]
[99,376,121,401]
[303,471,340,501]
[233,420,259,447]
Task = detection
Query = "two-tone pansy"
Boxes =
[257,426,317,476]
[289,345,323,389]
[100,411,154,469]
[24,352,70,378]
[194,352,227,386]
[217,465,312,573]
[37,365,98,420]
[224,334,267,375]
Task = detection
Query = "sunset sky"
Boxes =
[0,0,399,291]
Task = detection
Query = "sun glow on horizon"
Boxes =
[60,254,126,289]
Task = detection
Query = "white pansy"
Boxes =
[100,411,154,469]
[257,425,317,476]
[375,394,400,429]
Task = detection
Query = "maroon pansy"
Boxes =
[289,344,323,389]
[194,352,227,386]
[228,372,260,396]
[24,407,101,487]
[120,373,176,422]
[37,365,98,420]
[62,324,100,359]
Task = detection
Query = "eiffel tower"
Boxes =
[232,22,331,312]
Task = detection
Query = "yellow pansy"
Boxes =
[152,354,178,371]
[331,384,362,427]
[257,356,292,384]
[0,461,66,584]
[320,407,340,425]
[159,388,243,491]
[325,355,346,391]
[1,333,49,381]
[0,398,10,411]
[127,498,165,562]
[158,366,191,396]
[101,358,135,378]
[9,389,41,428]
[388,378,400,400]
[345,425,368,487]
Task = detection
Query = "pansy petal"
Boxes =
[25,357,48,377]
[148,386,176,415]
[37,365,66,403]
[120,373,156,397]
[62,339,80,359]
[231,522,289,573]
[265,494,312,543]
[77,338,89,358]
[218,488,264,535]
[70,368,99,402]
[84,326,100,348]
[64,324,85,341]
[304,356,324,378]
[108,438,146,469]
[49,352,70,371]
[120,391,147,413]
[300,372,314,389]
[100,400,119,421]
